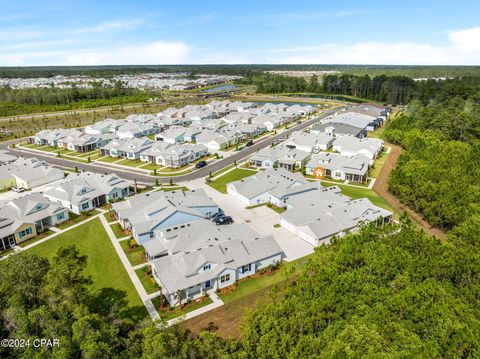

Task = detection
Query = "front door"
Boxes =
[205,280,211,289]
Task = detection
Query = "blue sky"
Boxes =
[1,0,479,66]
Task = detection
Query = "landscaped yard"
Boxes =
[120,240,146,267]
[116,158,145,168]
[211,164,235,178]
[152,295,213,321]
[18,229,55,247]
[135,265,159,294]
[141,163,164,171]
[27,218,146,321]
[56,211,99,230]
[110,222,126,239]
[96,156,121,163]
[207,168,256,193]
[103,211,116,223]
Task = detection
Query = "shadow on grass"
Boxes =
[90,287,147,322]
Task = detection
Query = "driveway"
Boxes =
[187,178,314,262]
[0,178,66,202]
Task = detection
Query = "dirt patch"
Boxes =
[373,143,446,240]
[182,285,275,339]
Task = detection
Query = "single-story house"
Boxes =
[100,138,154,159]
[112,189,220,244]
[0,193,69,251]
[284,131,335,153]
[139,142,208,168]
[280,189,393,246]
[44,172,133,214]
[305,152,371,183]
[151,234,283,306]
[227,167,318,207]
[249,145,311,172]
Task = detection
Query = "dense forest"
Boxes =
[2,219,479,358]
[1,65,479,78]
[238,72,480,105]
[0,82,162,116]
[385,94,480,230]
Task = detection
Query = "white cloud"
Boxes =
[64,41,190,65]
[264,27,480,65]
[73,19,145,34]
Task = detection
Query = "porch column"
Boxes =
[185,288,189,301]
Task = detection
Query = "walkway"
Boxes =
[166,290,224,327]
[99,214,160,320]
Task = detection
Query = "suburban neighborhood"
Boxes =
[0,98,395,325]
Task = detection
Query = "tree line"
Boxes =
[2,218,479,358]
[238,72,480,105]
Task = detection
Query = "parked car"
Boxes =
[214,216,233,225]
[210,211,225,220]
[246,140,254,147]
[11,186,25,193]
[195,160,207,169]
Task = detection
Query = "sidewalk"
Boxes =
[99,214,160,320]
[166,290,224,327]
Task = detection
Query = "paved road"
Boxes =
[1,106,344,184]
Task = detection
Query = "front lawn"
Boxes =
[96,156,121,163]
[103,211,116,223]
[120,240,146,267]
[152,295,213,321]
[18,229,55,247]
[135,265,160,294]
[116,159,145,168]
[110,222,126,239]
[27,218,146,321]
[56,211,98,230]
[207,168,256,193]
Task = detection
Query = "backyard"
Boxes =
[27,218,146,321]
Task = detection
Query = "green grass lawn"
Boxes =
[218,257,310,304]
[369,150,389,178]
[153,296,213,321]
[18,229,55,247]
[368,126,386,139]
[246,202,286,213]
[211,164,235,178]
[120,240,146,267]
[56,212,97,230]
[110,222,126,239]
[96,156,122,163]
[103,212,116,223]
[155,169,193,177]
[207,168,256,193]
[156,186,189,192]
[116,159,145,167]
[135,266,160,294]
[27,218,146,321]
[321,182,394,213]
[141,163,164,171]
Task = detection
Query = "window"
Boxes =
[19,227,33,238]
[112,192,118,199]
[205,280,211,288]
[220,273,230,283]
[26,227,32,235]
[203,264,211,271]
[56,212,65,221]
[81,203,89,210]
[80,188,87,194]
[241,264,251,274]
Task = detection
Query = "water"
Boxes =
[203,84,239,93]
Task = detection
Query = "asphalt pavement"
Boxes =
[0,106,344,185]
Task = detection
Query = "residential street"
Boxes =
[1,106,345,184]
